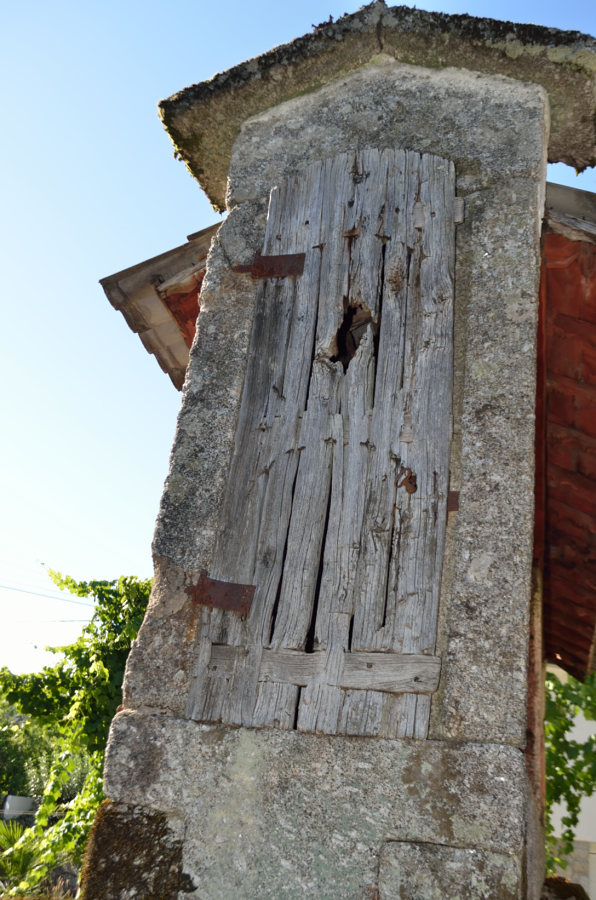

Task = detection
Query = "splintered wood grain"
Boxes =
[313,154,351,359]
[314,329,375,649]
[349,150,410,652]
[187,148,455,738]
[349,152,454,657]
[299,330,375,734]
[252,681,299,730]
[269,359,342,651]
[341,151,454,736]
[314,150,389,358]
[344,149,392,317]
[381,155,455,658]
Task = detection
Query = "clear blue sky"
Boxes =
[1,0,595,674]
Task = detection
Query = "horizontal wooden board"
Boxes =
[208,645,441,694]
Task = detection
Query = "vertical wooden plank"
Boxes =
[350,151,454,654]
[313,154,352,359]
[336,689,384,736]
[314,328,376,648]
[382,155,455,659]
[413,695,431,739]
[270,359,342,650]
[222,416,301,724]
[297,680,342,734]
[298,331,375,735]
[343,148,391,319]
[252,682,299,730]
[349,149,410,651]
[377,694,403,740]
[396,693,418,738]
[188,160,329,723]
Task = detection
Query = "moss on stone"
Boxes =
[78,800,189,900]
[156,0,596,210]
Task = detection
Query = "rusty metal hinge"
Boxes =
[186,571,255,615]
[447,490,460,512]
[233,251,305,279]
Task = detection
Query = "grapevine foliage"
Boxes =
[0,572,150,894]
[545,670,596,873]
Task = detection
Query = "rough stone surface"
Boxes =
[226,60,547,208]
[122,203,268,716]
[134,60,548,749]
[104,712,531,900]
[158,1,595,209]
[122,567,198,718]
[378,842,522,899]
[79,799,189,900]
[151,199,266,571]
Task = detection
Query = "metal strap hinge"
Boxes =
[186,571,255,615]
[233,251,306,279]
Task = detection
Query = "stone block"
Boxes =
[103,712,533,899]
[378,842,522,899]
[79,799,188,900]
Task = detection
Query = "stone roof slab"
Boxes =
[158,1,596,211]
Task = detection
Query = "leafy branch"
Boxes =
[0,572,151,753]
[0,572,151,894]
[545,670,596,874]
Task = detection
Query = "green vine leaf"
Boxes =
[0,572,151,893]
[545,670,596,874]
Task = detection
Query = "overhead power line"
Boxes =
[0,584,94,608]
[12,619,90,624]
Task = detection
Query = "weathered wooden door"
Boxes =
[187,148,456,739]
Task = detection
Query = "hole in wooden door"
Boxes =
[331,304,376,372]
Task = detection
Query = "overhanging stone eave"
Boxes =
[158,1,596,211]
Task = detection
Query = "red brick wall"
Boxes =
[541,235,596,679]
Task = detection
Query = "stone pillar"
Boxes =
[80,5,596,898]
[82,2,596,900]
